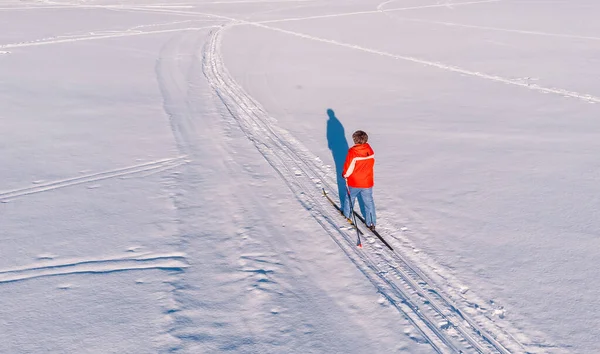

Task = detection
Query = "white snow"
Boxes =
[2,0,599,353]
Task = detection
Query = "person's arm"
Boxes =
[342,148,356,179]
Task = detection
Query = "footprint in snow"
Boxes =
[404,328,427,344]
[438,320,451,329]
[493,307,506,319]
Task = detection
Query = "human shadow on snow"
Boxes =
[326,109,368,217]
[326,109,349,207]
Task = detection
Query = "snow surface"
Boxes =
[1,0,599,352]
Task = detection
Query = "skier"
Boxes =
[342,130,376,231]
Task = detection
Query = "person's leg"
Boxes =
[361,188,376,227]
[342,187,361,219]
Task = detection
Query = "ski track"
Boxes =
[201,25,547,353]
[244,23,600,104]
[155,28,331,352]
[0,253,188,284]
[0,0,314,12]
[113,0,502,24]
[113,5,600,105]
[0,6,74,11]
[0,25,219,50]
[257,0,502,23]
[200,26,458,352]
[386,16,600,41]
[0,156,189,201]
[376,0,398,12]
[8,4,598,106]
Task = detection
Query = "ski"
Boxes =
[322,188,393,251]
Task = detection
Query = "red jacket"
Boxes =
[343,143,375,188]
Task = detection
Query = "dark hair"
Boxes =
[352,130,368,144]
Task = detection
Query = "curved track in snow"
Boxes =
[203,26,533,354]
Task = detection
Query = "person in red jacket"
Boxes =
[342,130,376,231]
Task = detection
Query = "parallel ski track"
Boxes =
[0,156,188,200]
[203,26,525,353]
[0,253,188,284]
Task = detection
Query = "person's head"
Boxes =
[352,130,368,144]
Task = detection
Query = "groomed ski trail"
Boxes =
[202,26,541,353]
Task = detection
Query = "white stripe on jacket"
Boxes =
[343,154,375,179]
